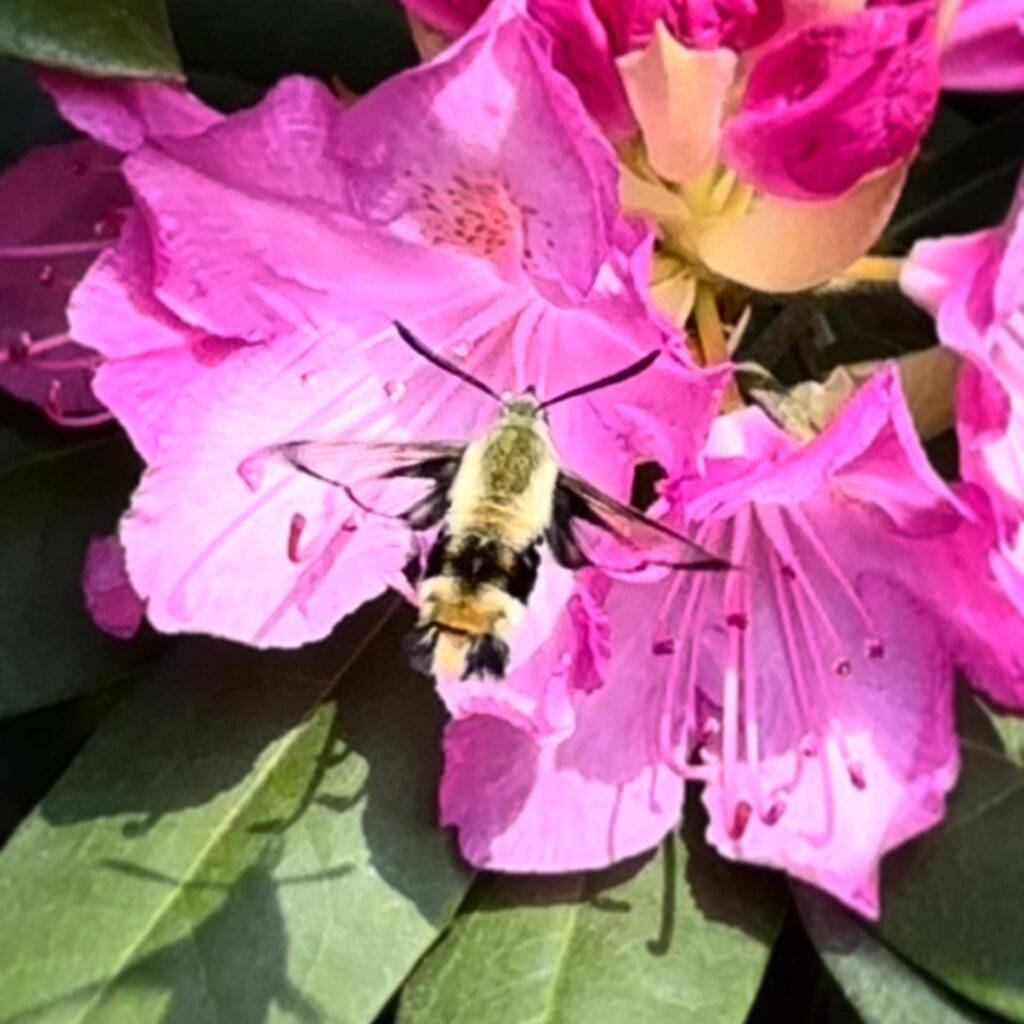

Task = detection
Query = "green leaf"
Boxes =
[0,427,162,718]
[0,0,180,78]
[799,888,1003,1024]
[398,808,786,1024]
[886,99,1024,247]
[0,683,131,845]
[874,697,1024,1022]
[0,599,472,1024]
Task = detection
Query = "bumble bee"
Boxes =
[264,322,727,680]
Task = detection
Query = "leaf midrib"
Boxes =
[525,878,586,1024]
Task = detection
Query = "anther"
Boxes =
[287,513,308,563]
[7,335,30,363]
[651,638,676,656]
[728,800,752,840]
[799,733,819,757]
[236,453,265,491]
[865,638,885,659]
[832,657,852,677]
[725,611,748,630]
[847,762,867,790]
[38,265,55,287]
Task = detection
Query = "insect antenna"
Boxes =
[538,349,661,410]
[393,321,501,403]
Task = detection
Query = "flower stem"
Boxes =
[694,284,742,410]
[695,284,728,365]
[833,255,905,285]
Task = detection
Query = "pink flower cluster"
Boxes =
[1,0,1023,919]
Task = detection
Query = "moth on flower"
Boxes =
[42,9,728,651]
[253,322,727,680]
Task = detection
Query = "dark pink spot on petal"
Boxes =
[287,512,308,563]
[189,335,246,367]
[728,799,753,840]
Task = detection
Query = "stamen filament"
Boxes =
[0,240,111,259]
[695,286,742,410]
[787,508,880,637]
[720,510,751,828]
[656,522,714,764]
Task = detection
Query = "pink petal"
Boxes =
[902,169,1024,535]
[403,0,636,138]
[440,574,685,870]
[403,0,488,36]
[100,331,414,646]
[618,24,738,183]
[900,228,1003,320]
[327,13,626,299]
[700,573,959,919]
[82,535,145,640]
[527,0,637,139]
[722,2,940,199]
[693,158,907,292]
[659,369,1021,912]
[941,0,1024,92]
[40,71,221,152]
[0,139,126,419]
[611,0,784,53]
[65,14,724,649]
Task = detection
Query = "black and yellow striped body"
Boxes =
[409,399,557,680]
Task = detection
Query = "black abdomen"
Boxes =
[408,530,541,680]
[424,530,540,602]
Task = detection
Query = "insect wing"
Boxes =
[270,437,465,530]
[549,470,729,574]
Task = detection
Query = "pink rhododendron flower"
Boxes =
[60,8,726,650]
[440,368,1024,916]
[404,0,785,137]
[0,76,218,424]
[902,166,1024,609]
[719,1,939,201]
[402,0,940,295]
[82,535,145,640]
[621,0,940,298]
[0,139,121,423]
[941,0,1024,92]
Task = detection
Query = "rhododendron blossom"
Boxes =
[902,165,1024,599]
[58,9,726,651]
[5,0,1023,927]
[441,368,1024,916]
[0,139,122,423]
[402,0,941,303]
[0,76,219,424]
